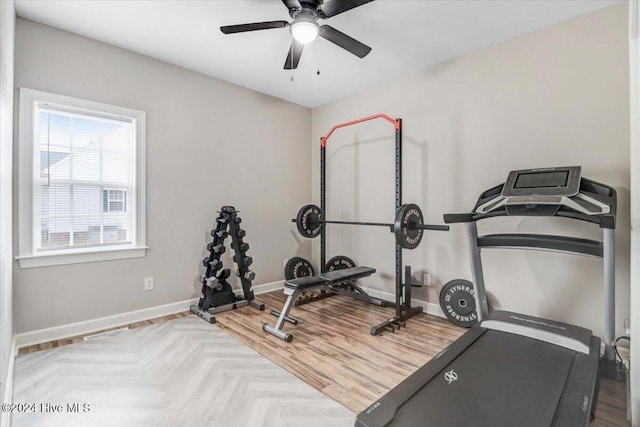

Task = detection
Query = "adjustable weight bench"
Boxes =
[262,266,376,342]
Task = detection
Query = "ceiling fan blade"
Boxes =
[318,0,374,18]
[281,0,301,11]
[220,21,289,34]
[319,25,371,58]
[284,39,305,69]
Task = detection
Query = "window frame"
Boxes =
[17,88,147,268]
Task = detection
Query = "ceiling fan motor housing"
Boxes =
[290,1,323,19]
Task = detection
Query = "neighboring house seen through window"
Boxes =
[103,189,127,213]
[18,89,146,268]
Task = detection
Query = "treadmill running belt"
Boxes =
[389,330,576,426]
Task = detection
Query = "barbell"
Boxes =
[292,203,449,250]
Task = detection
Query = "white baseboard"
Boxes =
[14,298,197,350]
[249,279,284,296]
[13,280,441,351]
[359,285,445,318]
[14,279,285,350]
[2,336,16,427]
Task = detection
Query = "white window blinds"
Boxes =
[35,104,135,252]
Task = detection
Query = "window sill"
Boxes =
[16,246,148,269]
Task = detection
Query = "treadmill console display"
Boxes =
[513,170,568,189]
[502,166,581,197]
[474,166,611,216]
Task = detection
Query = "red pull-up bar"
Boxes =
[320,114,400,148]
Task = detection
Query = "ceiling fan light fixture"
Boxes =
[291,17,319,44]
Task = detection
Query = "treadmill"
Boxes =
[355,166,616,427]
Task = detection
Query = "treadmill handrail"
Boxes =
[444,211,615,229]
[476,234,603,258]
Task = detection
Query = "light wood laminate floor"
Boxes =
[215,291,630,427]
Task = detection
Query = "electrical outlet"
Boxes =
[624,319,630,336]
[144,277,154,291]
[423,273,431,287]
[283,258,289,268]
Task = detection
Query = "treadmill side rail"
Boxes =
[355,326,487,427]
[552,336,601,426]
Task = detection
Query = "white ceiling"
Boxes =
[15,0,619,108]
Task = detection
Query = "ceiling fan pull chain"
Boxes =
[290,42,295,81]
[316,35,321,75]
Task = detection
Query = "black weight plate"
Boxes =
[284,257,315,280]
[325,255,356,272]
[394,204,424,250]
[439,279,478,328]
[296,204,322,238]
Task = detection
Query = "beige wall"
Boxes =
[311,3,630,339]
[0,0,15,407]
[12,3,631,344]
[13,18,312,334]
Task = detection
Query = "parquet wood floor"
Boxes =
[13,315,354,427]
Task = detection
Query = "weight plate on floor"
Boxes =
[394,204,424,250]
[439,279,478,328]
[284,257,315,280]
[296,204,322,238]
[325,255,356,272]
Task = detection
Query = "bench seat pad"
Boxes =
[284,266,376,291]
[284,276,328,290]
[316,266,376,283]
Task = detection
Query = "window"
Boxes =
[103,189,127,213]
[18,88,146,268]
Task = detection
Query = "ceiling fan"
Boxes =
[220,0,374,70]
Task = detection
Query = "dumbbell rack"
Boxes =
[191,206,264,323]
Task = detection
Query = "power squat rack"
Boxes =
[316,114,448,335]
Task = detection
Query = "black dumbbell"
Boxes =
[209,259,223,271]
[236,270,256,281]
[232,255,252,266]
[203,276,219,289]
[231,241,249,251]
[242,256,253,267]
[236,229,246,238]
[234,216,242,224]
[217,269,231,280]
[211,230,228,239]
